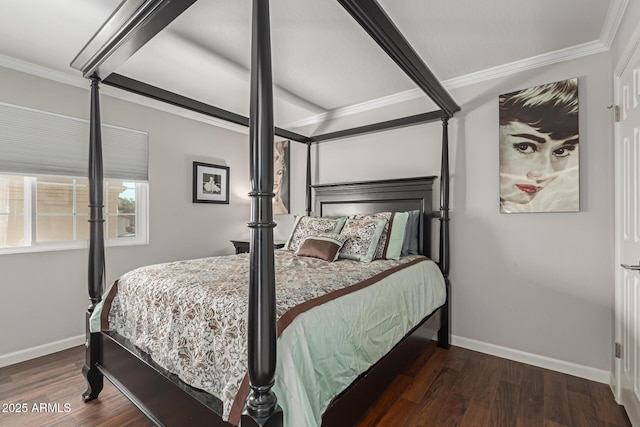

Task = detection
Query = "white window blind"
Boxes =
[0,102,148,181]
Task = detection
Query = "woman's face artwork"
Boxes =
[498,78,579,213]
[499,121,578,206]
[272,140,289,214]
[274,153,284,195]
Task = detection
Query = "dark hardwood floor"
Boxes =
[357,342,632,427]
[0,343,631,426]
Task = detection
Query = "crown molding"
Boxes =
[0,38,614,133]
[286,1,629,127]
[280,87,423,130]
[284,38,612,129]
[442,39,609,90]
[0,53,249,135]
[601,0,629,49]
[614,13,640,76]
[283,40,619,130]
[0,53,86,88]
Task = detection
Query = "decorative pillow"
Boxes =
[296,233,348,262]
[352,212,392,259]
[401,210,421,256]
[338,218,387,262]
[351,212,408,260]
[384,211,409,260]
[285,216,347,252]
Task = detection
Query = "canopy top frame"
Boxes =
[71,0,460,143]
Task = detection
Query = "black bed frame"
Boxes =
[71,1,459,426]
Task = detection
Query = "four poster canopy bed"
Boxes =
[71,0,460,426]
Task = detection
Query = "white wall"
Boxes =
[0,66,253,363]
[310,52,614,375]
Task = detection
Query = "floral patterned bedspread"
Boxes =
[101,250,430,422]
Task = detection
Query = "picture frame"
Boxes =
[498,78,579,213]
[193,161,230,204]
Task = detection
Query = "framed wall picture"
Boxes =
[498,78,579,213]
[274,140,290,214]
[193,161,230,204]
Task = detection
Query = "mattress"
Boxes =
[90,250,446,426]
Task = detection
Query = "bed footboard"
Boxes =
[99,332,232,427]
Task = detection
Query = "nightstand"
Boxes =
[230,239,286,254]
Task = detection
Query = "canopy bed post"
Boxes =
[437,117,451,349]
[242,0,283,425]
[82,76,105,402]
[306,141,312,216]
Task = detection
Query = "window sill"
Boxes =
[0,236,149,255]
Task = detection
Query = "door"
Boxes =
[615,37,640,427]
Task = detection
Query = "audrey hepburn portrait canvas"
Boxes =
[499,78,579,213]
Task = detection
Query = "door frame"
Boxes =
[613,67,622,404]
[613,18,640,424]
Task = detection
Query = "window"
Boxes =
[0,175,23,247]
[0,174,148,253]
[0,102,149,254]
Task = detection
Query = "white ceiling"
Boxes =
[0,0,627,135]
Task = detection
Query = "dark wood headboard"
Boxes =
[312,176,437,258]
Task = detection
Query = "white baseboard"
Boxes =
[0,335,85,368]
[452,335,611,384]
[0,333,611,386]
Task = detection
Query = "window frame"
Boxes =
[0,176,148,255]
